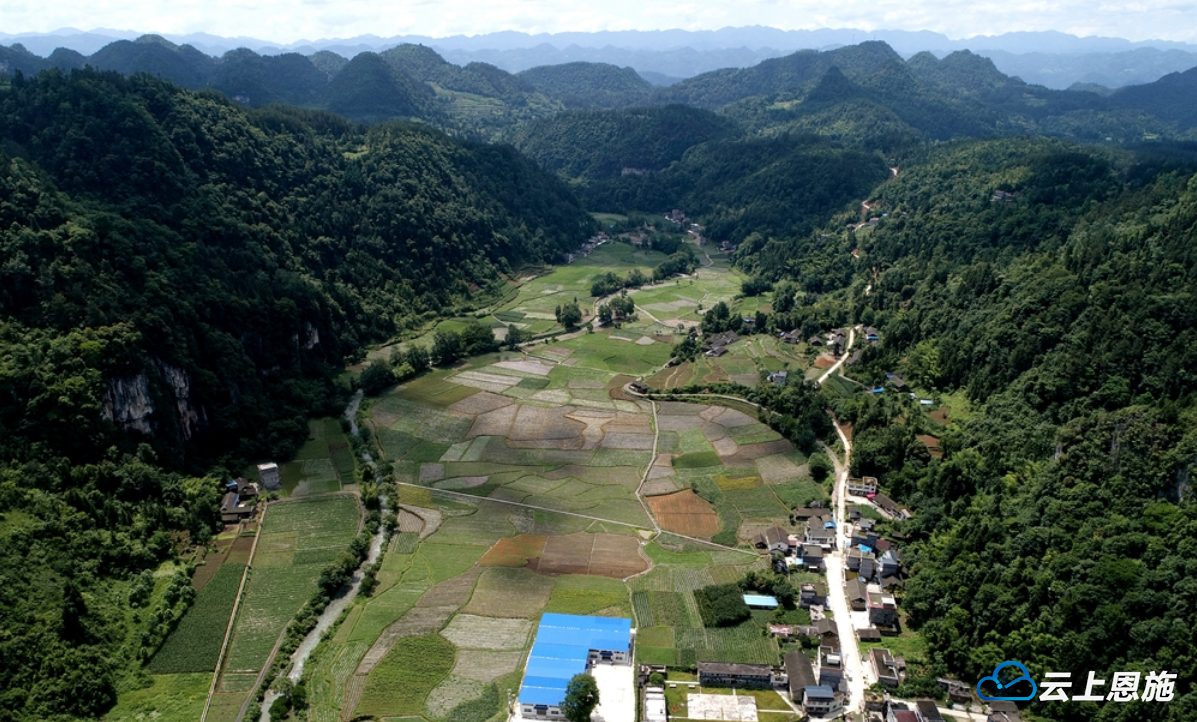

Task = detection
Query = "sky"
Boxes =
[3,0,1197,44]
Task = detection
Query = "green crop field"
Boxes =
[356,634,456,718]
[223,495,359,673]
[545,575,630,616]
[148,563,245,674]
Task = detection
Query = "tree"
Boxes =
[597,303,614,326]
[505,324,526,349]
[431,329,462,366]
[808,452,832,482]
[360,360,395,396]
[404,344,430,372]
[556,301,583,329]
[562,673,600,722]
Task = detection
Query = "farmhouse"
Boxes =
[872,647,903,687]
[753,526,790,553]
[872,493,910,519]
[256,462,282,491]
[847,476,878,496]
[847,579,867,611]
[220,492,255,524]
[784,651,817,703]
[868,589,898,627]
[697,662,774,688]
[517,613,633,719]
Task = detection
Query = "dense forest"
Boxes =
[787,139,1197,721]
[0,68,592,720]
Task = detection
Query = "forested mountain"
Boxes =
[0,69,592,720]
[4,36,1197,143]
[506,105,735,180]
[584,133,889,241]
[729,137,1197,720]
[1110,66,1197,132]
[517,61,654,108]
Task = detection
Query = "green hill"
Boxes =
[506,104,735,180]
[517,61,654,108]
[0,70,592,720]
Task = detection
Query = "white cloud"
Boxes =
[3,0,1197,43]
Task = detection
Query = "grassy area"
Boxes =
[223,494,360,673]
[104,673,212,722]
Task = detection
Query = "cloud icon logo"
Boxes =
[977,661,1038,701]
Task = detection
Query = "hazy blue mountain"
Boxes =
[1110,65,1197,131]
[984,47,1197,89]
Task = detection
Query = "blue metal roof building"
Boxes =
[518,613,633,708]
[743,594,780,609]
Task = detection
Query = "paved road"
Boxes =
[813,326,867,717]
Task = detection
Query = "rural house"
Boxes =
[847,476,878,496]
[784,651,817,703]
[868,589,898,627]
[697,662,774,688]
[804,685,843,717]
[799,582,827,608]
[754,526,790,553]
[872,648,903,687]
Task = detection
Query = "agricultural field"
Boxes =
[141,241,834,721]
[278,417,356,496]
[148,562,245,674]
[222,494,360,675]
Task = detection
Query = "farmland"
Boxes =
[148,562,245,674]
[131,238,822,721]
[222,494,360,675]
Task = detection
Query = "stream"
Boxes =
[257,390,384,721]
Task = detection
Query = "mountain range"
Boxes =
[4,34,1197,144]
[4,26,1197,88]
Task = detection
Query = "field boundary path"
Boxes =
[200,505,268,722]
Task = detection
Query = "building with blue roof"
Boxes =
[517,613,633,719]
[743,593,780,609]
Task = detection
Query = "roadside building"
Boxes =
[816,645,844,690]
[847,579,867,611]
[848,476,878,496]
[872,648,902,687]
[805,685,842,717]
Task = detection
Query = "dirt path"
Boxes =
[200,508,267,722]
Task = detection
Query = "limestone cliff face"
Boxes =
[101,374,155,436]
[155,360,208,441]
[101,359,208,441]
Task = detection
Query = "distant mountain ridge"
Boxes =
[4,35,1197,141]
[3,26,1197,88]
